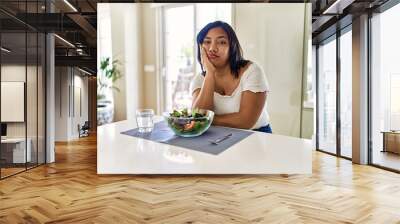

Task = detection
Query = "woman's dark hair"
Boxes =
[197,21,249,78]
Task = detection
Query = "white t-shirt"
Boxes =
[189,62,270,129]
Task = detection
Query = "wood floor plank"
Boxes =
[1,134,400,223]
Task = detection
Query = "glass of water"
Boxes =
[136,109,154,133]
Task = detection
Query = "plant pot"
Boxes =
[97,100,114,126]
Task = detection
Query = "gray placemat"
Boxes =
[121,121,253,155]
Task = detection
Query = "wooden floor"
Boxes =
[373,151,400,171]
[1,163,45,178]
[1,135,400,223]
[1,167,26,178]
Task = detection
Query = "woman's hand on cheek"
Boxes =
[201,46,216,75]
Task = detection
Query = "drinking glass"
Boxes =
[136,109,154,133]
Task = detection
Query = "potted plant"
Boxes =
[97,57,122,125]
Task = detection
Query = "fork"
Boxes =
[209,133,233,145]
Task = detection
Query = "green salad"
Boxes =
[167,108,210,134]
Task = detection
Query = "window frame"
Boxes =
[158,3,234,113]
[368,0,400,173]
[315,24,353,161]
[0,1,47,179]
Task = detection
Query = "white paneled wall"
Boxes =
[1,64,46,164]
[98,3,143,122]
[235,4,309,137]
[1,65,31,138]
[55,67,89,141]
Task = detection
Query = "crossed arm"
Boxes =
[192,87,266,129]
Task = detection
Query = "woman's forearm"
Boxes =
[213,92,266,130]
[192,74,215,110]
[213,113,255,129]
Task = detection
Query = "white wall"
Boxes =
[73,70,89,140]
[302,5,313,140]
[1,64,47,163]
[54,67,89,141]
[1,66,26,130]
[98,3,143,122]
[1,82,24,122]
[124,4,143,121]
[234,3,309,137]
[55,67,69,141]
[1,65,40,138]
[72,74,89,137]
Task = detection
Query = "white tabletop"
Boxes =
[1,137,29,143]
[97,116,312,174]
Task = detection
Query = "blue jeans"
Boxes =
[253,124,272,133]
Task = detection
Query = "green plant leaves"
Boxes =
[98,57,122,94]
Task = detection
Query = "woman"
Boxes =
[190,21,272,133]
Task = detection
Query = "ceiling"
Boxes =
[311,0,391,43]
[0,0,99,74]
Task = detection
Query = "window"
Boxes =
[316,25,353,159]
[0,1,46,179]
[371,2,400,171]
[340,27,352,158]
[162,4,232,112]
[97,4,113,102]
[318,36,337,155]
[390,74,400,130]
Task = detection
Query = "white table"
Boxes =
[97,117,312,174]
[1,137,32,163]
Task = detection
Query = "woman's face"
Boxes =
[202,27,230,68]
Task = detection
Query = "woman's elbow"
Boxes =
[237,116,257,129]
[240,122,255,129]
[192,100,212,111]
